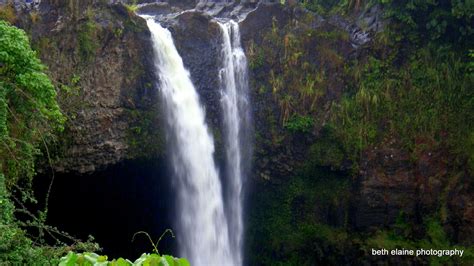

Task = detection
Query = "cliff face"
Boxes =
[8,0,163,173]
[236,2,473,264]
[3,0,472,262]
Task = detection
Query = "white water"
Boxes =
[144,17,233,266]
[218,20,250,266]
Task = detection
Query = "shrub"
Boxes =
[284,114,314,133]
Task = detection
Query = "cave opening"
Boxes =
[33,158,177,260]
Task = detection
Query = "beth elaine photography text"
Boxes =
[372,248,464,257]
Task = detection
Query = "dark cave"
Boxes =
[34,158,177,260]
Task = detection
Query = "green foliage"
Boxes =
[125,4,139,14]
[1,172,97,264]
[0,174,14,225]
[59,229,188,265]
[1,169,100,263]
[247,166,351,265]
[0,21,96,265]
[0,8,189,266]
[57,74,85,121]
[59,252,190,266]
[301,0,473,48]
[247,41,265,70]
[250,18,346,127]
[307,127,345,168]
[0,20,65,187]
[249,1,474,265]
[249,165,474,264]
[329,49,474,170]
[283,114,314,133]
[126,109,164,159]
[372,0,473,45]
[301,0,343,14]
[366,217,474,265]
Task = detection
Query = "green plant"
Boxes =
[59,252,190,266]
[124,0,139,13]
[284,114,314,133]
[329,48,473,171]
[0,20,88,265]
[0,20,65,187]
[308,127,345,168]
[301,0,342,14]
[365,217,474,265]
[246,164,351,265]
[372,0,473,46]
[247,41,265,70]
[59,230,190,266]
[125,4,139,13]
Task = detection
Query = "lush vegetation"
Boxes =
[248,16,347,128]
[248,0,474,265]
[0,20,65,188]
[327,0,474,171]
[247,167,352,265]
[251,0,474,175]
[59,252,190,266]
[330,49,474,170]
[0,19,69,264]
[247,163,474,265]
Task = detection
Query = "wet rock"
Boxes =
[240,2,289,45]
[136,2,175,16]
[167,10,222,130]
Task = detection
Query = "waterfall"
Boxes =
[218,20,251,266]
[143,17,233,266]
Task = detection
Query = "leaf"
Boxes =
[59,252,78,266]
[58,252,190,266]
[176,258,191,266]
[97,255,108,262]
[143,254,163,266]
[112,258,132,266]
[163,255,175,265]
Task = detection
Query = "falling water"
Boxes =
[218,20,251,266]
[143,17,233,266]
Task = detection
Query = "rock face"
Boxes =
[10,0,161,173]
[237,0,474,253]
[167,11,222,130]
[354,141,474,245]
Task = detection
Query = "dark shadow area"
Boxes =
[34,158,177,260]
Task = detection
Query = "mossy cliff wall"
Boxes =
[238,2,474,265]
